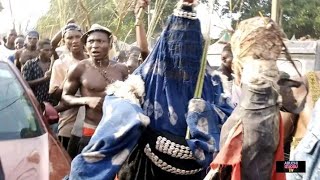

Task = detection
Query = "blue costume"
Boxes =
[68,3,233,180]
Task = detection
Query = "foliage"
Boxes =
[223,0,320,39]
[282,0,320,38]
[37,0,178,44]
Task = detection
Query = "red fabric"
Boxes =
[210,114,286,180]
[210,122,242,180]
[83,127,95,136]
[271,115,286,180]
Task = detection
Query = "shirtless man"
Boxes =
[49,23,87,158]
[62,24,128,153]
[15,30,40,71]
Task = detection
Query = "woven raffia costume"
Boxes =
[207,17,300,180]
[67,2,233,180]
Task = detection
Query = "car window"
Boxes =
[0,63,44,140]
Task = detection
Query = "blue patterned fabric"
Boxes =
[135,14,233,167]
[22,58,50,103]
[67,13,233,180]
[68,96,148,180]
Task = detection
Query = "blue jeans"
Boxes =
[287,101,320,180]
[49,123,58,135]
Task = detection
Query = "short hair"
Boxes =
[222,43,232,53]
[26,30,40,39]
[37,39,51,50]
[17,35,25,39]
[62,23,82,37]
[14,36,24,44]
[129,46,141,53]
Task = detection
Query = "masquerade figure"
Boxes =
[206,17,306,180]
[67,0,233,179]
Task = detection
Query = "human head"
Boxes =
[81,24,113,61]
[117,50,127,63]
[62,23,83,53]
[231,17,285,85]
[221,43,233,72]
[14,36,25,49]
[6,29,17,46]
[126,46,141,73]
[26,30,39,48]
[37,39,52,61]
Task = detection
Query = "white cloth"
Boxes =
[0,45,15,61]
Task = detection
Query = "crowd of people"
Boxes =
[1,0,320,179]
[0,0,149,162]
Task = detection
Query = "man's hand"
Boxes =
[67,18,75,24]
[135,0,149,15]
[183,0,195,3]
[44,70,51,79]
[85,97,104,111]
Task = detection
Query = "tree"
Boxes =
[223,0,320,39]
[36,0,137,42]
[36,0,220,44]
[282,0,320,38]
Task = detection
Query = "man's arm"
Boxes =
[49,60,64,101]
[136,23,149,60]
[27,76,50,87]
[51,29,64,60]
[14,50,22,71]
[51,19,76,59]
[135,0,149,61]
[62,62,104,110]
[61,63,87,106]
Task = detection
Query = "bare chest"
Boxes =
[81,67,124,93]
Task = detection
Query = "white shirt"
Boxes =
[0,45,15,62]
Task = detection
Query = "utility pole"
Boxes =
[271,0,281,25]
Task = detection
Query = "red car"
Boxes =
[0,60,70,180]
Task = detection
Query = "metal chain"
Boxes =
[89,60,114,84]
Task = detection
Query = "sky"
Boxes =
[0,0,50,35]
[196,1,233,39]
[0,0,231,38]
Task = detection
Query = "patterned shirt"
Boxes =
[22,58,50,103]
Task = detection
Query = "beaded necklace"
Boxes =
[90,60,114,84]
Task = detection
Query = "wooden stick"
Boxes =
[185,0,213,140]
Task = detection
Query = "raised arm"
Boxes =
[51,18,76,59]
[135,0,149,61]
[51,30,63,60]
